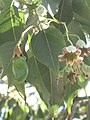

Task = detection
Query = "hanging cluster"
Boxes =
[58,40,90,84]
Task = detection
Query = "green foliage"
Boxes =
[12,56,28,84]
[42,0,61,15]
[31,26,66,73]
[55,0,73,24]
[0,0,90,119]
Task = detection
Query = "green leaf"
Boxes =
[86,0,90,8]
[0,99,6,109]
[0,9,12,32]
[0,41,15,77]
[87,101,90,120]
[0,0,5,11]
[27,57,50,105]
[68,19,86,43]
[10,104,27,120]
[0,25,24,46]
[3,0,12,9]
[77,74,86,87]
[42,0,61,15]
[0,8,21,33]
[14,81,25,97]
[49,70,65,105]
[31,26,66,73]
[82,25,90,35]
[0,7,23,46]
[27,57,65,106]
[8,99,16,108]
[0,42,26,87]
[64,81,80,114]
[55,0,73,24]
[72,0,90,25]
[84,56,90,66]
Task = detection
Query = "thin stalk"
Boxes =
[10,1,17,42]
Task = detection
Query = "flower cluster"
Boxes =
[58,45,83,66]
[58,40,90,84]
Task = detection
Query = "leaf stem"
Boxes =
[18,25,33,46]
[61,22,73,46]
[68,33,80,40]
[10,1,17,42]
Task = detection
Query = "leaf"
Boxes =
[10,104,27,120]
[27,57,65,106]
[27,57,50,105]
[14,81,25,97]
[8,99,16,108]
[0,9,12,32]
[82,25,90,35]
[86,0,90,8]
[31,26,66,73]
[77,74,86,87]
[72,0,90,25]
[68,19,86,43]
[55,0,73,24]
[84,56,90,66]
[0,41,26,88]
[49,70,65,105]
[0,41,15,77]
[0,0,5,11]
[0,7,23,46]
[0,99,6,109]
[64,81,80,114]
[0,25,24,46]
[87,101,90,120]
[3,0,12,9]
[0,8,20,33]
[42,0,61,15]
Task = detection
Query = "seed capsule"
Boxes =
[12,56,28,84]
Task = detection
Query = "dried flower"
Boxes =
[67,72,76,84]
[13,45,24,58]
[67,69,80,84]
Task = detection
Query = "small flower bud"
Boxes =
[36,5,47,16]
[76,40,86,48]
[66,46,76,53]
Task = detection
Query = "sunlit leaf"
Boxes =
[0,8,21,33]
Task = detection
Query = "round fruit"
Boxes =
[12,56,28,84]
